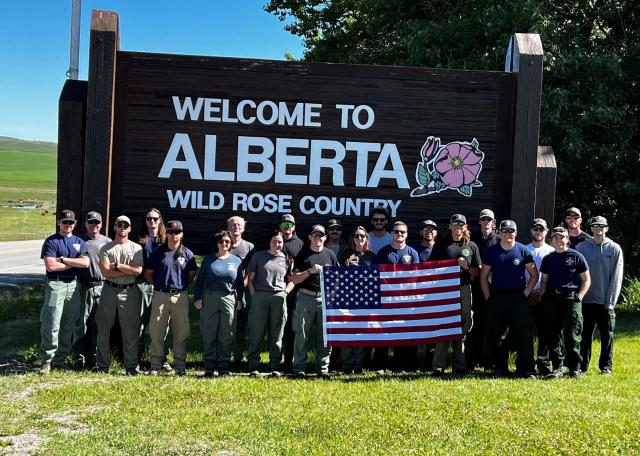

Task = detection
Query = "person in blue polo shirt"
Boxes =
[39,209,89,375]
[480,219,538,378]
[144,220,197,376]
[540,226,591,379]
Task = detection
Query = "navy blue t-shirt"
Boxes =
[374,244,420,265]
[540,248,589,291]
[146,245,198,290]
[41,233,88,278]
[482,242,534,290]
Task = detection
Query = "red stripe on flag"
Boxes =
[380,284,460,297]
[328,334,463,347]
[380,297,461,308]
[326,309,461,322]
[327,322,461,334]
[380,271,459,284]
[378,259,458,272]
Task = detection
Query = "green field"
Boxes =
[0,138,57,240]
[1,285,639,455]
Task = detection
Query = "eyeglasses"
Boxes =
[531,227,545,232]
[167,230,182,235]
[87,220,101,225]
[61,220,75,225]
[372,218,387,223]
[393,230,407,235]
[217,239,231,245]
[480,217,493,222]
[146,216,159,222]
[500,229,515,234]
[353,234,367,239]
[116,222,130,229]
[280,221,295,229]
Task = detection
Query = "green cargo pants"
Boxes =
[247,290,287,371]
[200,289,235,373]
[293,291,332,374]
[40,278,82,365]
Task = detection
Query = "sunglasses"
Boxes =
[61,220,75,225]
[146,216,159,222]
[87,220,101,225]
[167,230,182,235]
[116,222,130,229]
[217,239,231,245]
[329,228,342,232]
[422,227,436,231]
[310,233,325,238]
[451,222,465,227]
[480,217,493,222]
[393,230,407,235]
[500,229,515,234]
[372,218,387,223]
[353,234,367,239]
[280,221,295,228]
[531,227,545,232]
[565,216,580,220]
[591,224,606,228]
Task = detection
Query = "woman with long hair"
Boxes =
[338,226,376,374]
[143,221,197,376]
[194,230,242,377]
[246,230,293,377]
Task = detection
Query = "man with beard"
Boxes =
[564,207,591,249]
[368,206,392,254]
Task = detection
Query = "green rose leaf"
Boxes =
[417,163,430,186]
[458,185,472,196]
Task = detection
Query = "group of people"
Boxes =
[38,205,623,380]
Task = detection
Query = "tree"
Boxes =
[266,0,640,269]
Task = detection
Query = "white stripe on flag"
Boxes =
[380,278,460,291]
[327,328,462,341]
[381,290,460,303]
[379,265,459,279]
[326,316,461,329]
[325,303,461,317]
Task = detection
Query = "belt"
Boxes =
[157,288,184,294]
[553,289,577,294]
[80,279,103,287]
[105,281,137,290]
[299,288,321,298]
[47,276,76,283]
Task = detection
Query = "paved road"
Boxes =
[0,240,46,288]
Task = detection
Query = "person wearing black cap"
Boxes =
[279,213,304,373]
[72,211,111,370]
[38,209,90,375]
[540,226,591,379]
[325,219,346,258]
[525,218,554,375]
[564,207,591,249]
[95,215,144,375]
[144,220,197,376]
[577,216,623,375]
[290,224,339,378]
[413,220,444,262]
[480,219,538,378]
[431,214,481,376]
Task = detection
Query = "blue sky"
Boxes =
[0,1,304,142]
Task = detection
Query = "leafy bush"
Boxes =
[620,276,640,312]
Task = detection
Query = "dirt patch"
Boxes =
[0,433,49,456]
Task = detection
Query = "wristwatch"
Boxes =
[59,256,65,264]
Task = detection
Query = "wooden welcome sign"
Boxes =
[57,10,554,253]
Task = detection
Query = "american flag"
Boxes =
[321,259,463,347]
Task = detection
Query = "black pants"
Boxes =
[580,303,615,372]
[281,288,297,371]
[543,291,583,371]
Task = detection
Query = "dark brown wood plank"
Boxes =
[535,146,557,227]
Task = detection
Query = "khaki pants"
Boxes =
[72,282,103,367]
[433,284,473,371]
[200,289,235,372]
[149,290,190,370]
[248,290,287,371]
[96,283,142,372]
[293,291,331,374]
[40,279,81,365]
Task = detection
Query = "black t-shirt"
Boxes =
[432,240,481,285]
[473,231,499,256]
[293,246,339,292]
[283,234,305,259]
[569,231,591,249]
[413,242,447,262]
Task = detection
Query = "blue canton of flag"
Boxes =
[323,265,380,309]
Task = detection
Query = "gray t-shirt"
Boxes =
[79,233,111,281]
[247,250,291,292]
[368,231,392,254]
[230,239,254,260]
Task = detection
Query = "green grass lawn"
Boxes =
[1,285,639,455]
[0,143,57,241]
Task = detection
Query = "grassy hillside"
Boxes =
[0,137,57,240]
